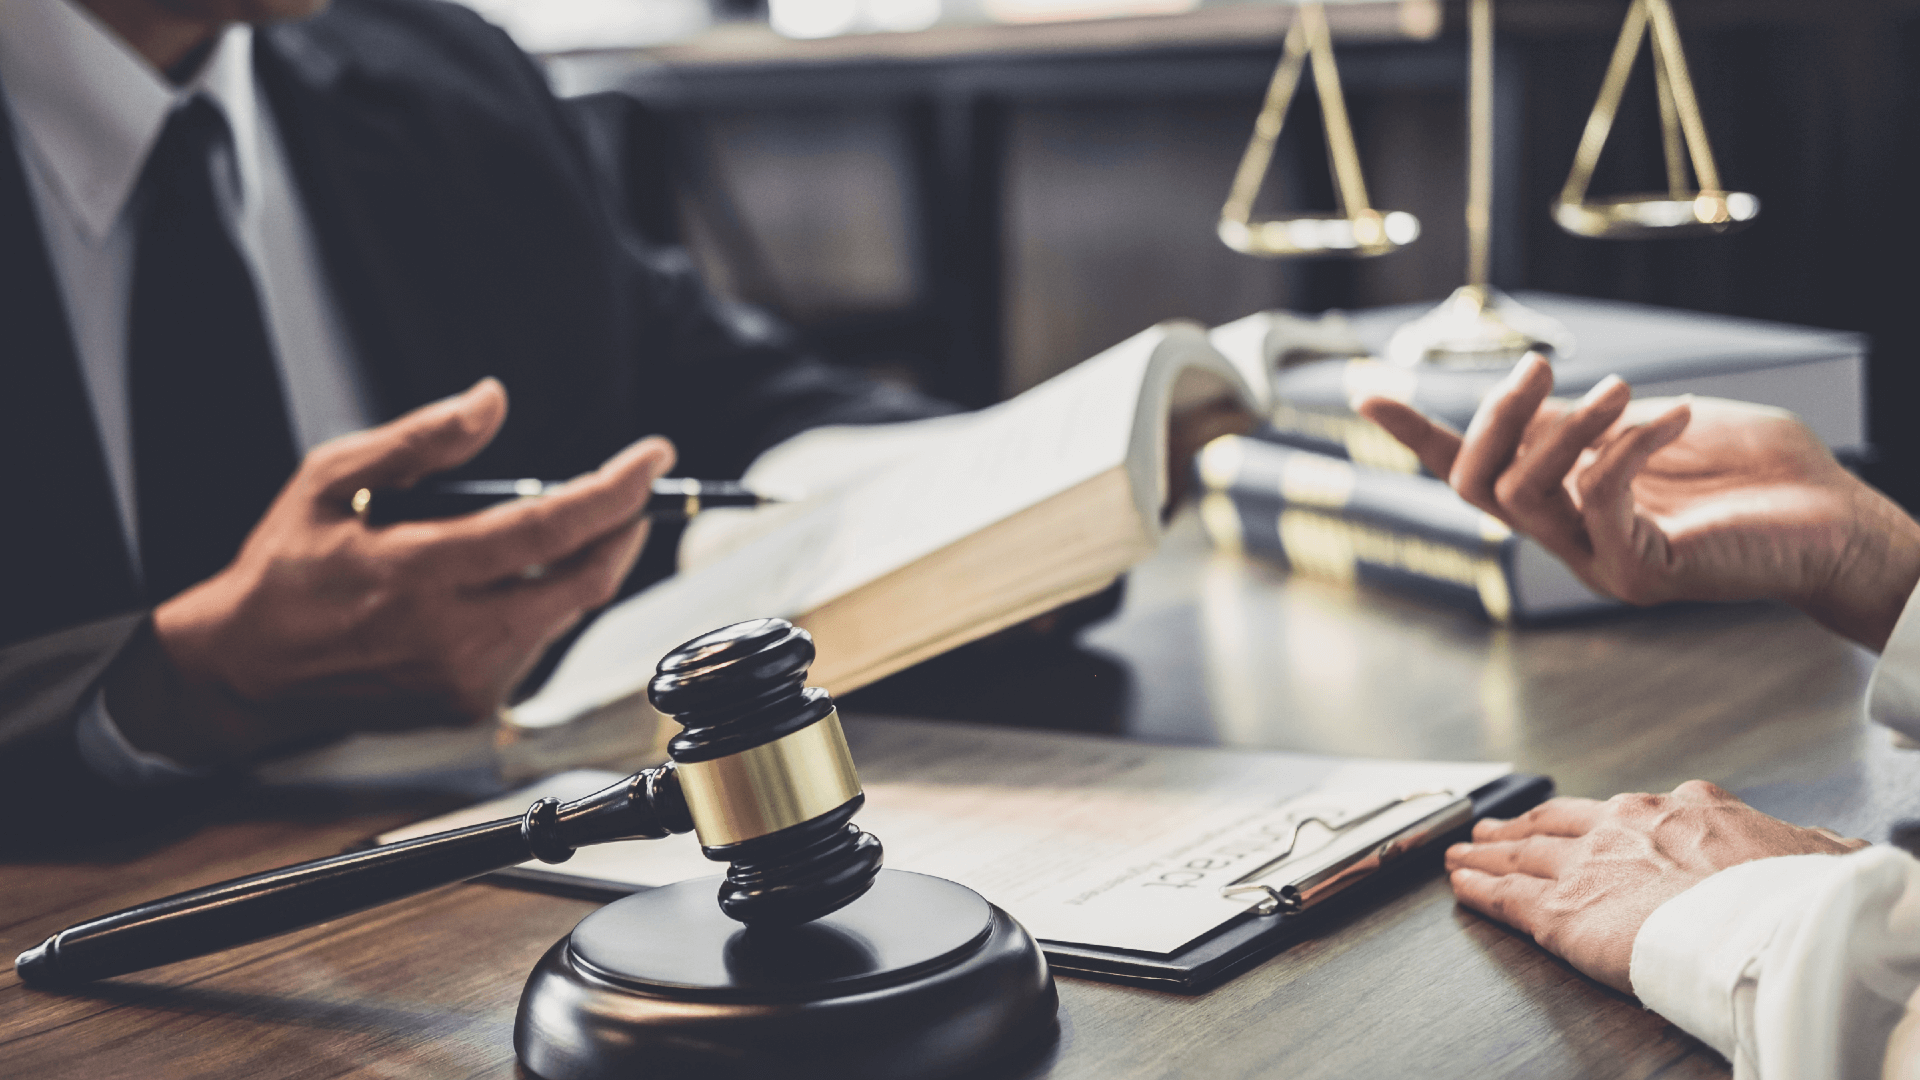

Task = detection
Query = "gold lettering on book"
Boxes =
[1475,560,1513,623]
[1197,436,1245,492]
[1268,402,1421,474]
[1278,452,1355,508]
[1199,493,1246,555]
[1277,509,1358,585]
[1276,509,1511,622]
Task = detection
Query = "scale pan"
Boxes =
[1219,209,1420,259]
[1553,191,1758,239]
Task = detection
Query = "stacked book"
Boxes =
[1200,293,1869,623]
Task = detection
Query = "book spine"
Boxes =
[1196,436,1521,623]
[1264,404,1426,475]
[1265,356,1488,474]
[1200,490,1520,624]
[1198,435,1509,549]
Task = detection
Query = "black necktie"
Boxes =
[129,97,297,604]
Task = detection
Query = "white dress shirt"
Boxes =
[0,0,375,784]
[0,0,373,571]
[1629,586,1920,1079]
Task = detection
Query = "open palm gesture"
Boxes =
[1356,354,1920,649]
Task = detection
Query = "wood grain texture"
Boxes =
[6,510,1906,1078]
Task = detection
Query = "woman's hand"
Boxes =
[1357,354,1920,649]
[1447,781,1866,993]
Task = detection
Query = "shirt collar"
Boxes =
[0,0,258,244]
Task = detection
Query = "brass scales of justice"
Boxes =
[1220,0,1759,367]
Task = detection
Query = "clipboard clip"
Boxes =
[1219,789,1470,917]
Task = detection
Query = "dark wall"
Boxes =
[1504,1,1920,506]
[621,1,1920,505]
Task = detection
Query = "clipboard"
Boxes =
[377,759,1550,995]
[1037,772,1553,993]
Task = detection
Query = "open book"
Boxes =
[506,320,1272,738]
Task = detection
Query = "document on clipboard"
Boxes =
[379,718,1549,990]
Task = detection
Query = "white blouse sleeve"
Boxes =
[1868,582,1920,745]
[1628,846,1920,1080]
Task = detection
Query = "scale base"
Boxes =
[515,870,1058,1080]
[1385,285,1576,368]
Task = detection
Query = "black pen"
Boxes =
[351,478,782,526]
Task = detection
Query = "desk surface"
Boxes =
[5,511,1916,1078]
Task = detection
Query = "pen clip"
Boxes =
[1219,789,1456,916]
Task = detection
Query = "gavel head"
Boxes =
[648,619,884,928]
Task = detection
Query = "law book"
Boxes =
[501,321,1269,754]
[1195,434,1612,623]
[378,717,1552,992]
[1219,293,1868,474]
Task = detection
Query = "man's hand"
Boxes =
[1355,354,1920,649]
[111,378,675,767]
[1447,781,1866,993]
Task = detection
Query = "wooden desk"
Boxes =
[5,511,1914,1077]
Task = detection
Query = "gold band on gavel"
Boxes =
[675,710,863,847]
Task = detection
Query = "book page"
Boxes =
[1207,311,1285,395]
[792,322,1186,607]
[677,413,984,573]
[385,720,1507,956]
[512,325,1175,728]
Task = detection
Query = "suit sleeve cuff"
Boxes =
[74,687,210,788]
[1868,581,1920,746]
[1629,853,1856,1059]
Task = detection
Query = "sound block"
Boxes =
[515,869,1059,1080]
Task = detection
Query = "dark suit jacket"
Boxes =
[0,0,947,822]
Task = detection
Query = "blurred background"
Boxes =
[484,0,1920,506]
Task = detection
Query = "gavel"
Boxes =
[15,619,1057,1080]
[15,618,885,985]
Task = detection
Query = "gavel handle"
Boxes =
[15,768,693,988]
